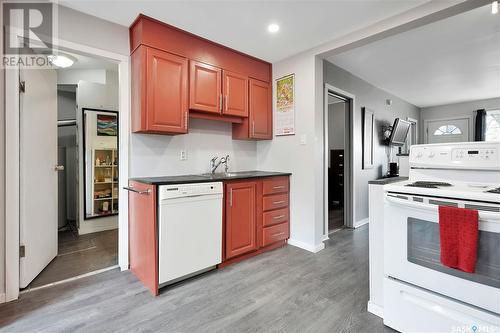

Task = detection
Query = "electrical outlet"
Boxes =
[300,134,307,145]
[180,150,187,160]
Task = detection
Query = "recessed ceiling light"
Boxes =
[268,23,280,33]
[47,54,76,68]
[493,1,498,14]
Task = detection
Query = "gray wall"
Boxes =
[324,60,420,222]
[420,97,500,142]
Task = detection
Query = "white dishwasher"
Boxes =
[158,182,223,286]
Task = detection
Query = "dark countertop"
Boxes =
[130,171,291,185]
[368,176,408,185]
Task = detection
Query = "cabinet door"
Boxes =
[189,61,222,114]
[146,47,188,134]
[249,78,272,139]
[225,181,257,259]
[223,70,248,117]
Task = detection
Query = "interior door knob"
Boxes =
[54,165,65,171]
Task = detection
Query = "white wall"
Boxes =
[324,61,420,223]
[257,53,322,252]
[0,0,5,301]
[57,69,107,85]
[130,119,257,177]
[420,97,500,141]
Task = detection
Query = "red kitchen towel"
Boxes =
[438,206,479,273]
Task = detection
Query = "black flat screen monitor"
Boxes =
[389,118,411,146]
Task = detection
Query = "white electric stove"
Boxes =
[383,142,500,333]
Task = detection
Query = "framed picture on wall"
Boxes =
[362,107,375,169]
[275,74,295,136]
[97,114,118,136]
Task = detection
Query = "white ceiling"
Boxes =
[327,4,500,108]
[59,0,428,63]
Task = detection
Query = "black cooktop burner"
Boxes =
[405,181,453,189]
[486,187,500,194]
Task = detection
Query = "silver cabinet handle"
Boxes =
[123,187,151,195]
[273,185,285,189]
[273,200,285,205]
[54,165,65,171]
[229,189,233,207]
[273,215,285,219]
[272,232,285,237]
[252,121,255,136]
[184,111,188,130]
[224,95,228,112]
[220,94,223,112]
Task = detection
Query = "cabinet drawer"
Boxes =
[263,193,288,211]
[262,177,289,195]
[263,208,289,227]
[262,223,289,247]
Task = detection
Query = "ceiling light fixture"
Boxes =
[493,1,498,14]
[47,53,76,68]
[267,23,280,33]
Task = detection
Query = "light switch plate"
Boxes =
[300,134,307,145]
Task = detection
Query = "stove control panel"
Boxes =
[410,142,500,170]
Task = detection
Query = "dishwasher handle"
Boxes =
[123,186,151,195]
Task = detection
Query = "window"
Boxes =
[433,125,462,136]
[485,110,500,142]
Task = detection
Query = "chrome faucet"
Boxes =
[210,155,230,174]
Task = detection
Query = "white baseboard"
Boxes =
[288,238,325,253]
[321,234,329,242]
[367,301,384,318]
[0,293,5,304]
[354,218,369,228]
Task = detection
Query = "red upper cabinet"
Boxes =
[233,78,272,140]
[130,15,272,138]
[189,61,222,114]
[225,181,257,259]
[132,45,188,134]
[223,70,248,117]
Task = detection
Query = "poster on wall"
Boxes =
[97,114,118,136]
[275,74,295,136]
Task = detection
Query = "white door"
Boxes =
[19,66,58,288]
[426,118,469,143]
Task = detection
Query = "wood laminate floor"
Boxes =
[27,229,118,289]
[0,226,393,333]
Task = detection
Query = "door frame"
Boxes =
[423,116,473,144]
[5,29,130,302]
[323,84,355,239]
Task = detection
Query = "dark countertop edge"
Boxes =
[130,171,292,185]
[368,176,408,185]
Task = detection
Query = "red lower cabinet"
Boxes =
[222,176,290,266]
[225,181,258,259]
[128,180,158,295]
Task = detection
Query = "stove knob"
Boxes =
[428,152,435,158]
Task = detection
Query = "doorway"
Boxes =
[324,85,354,236]
[19,51,120,290]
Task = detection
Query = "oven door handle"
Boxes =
[385,194,500,222]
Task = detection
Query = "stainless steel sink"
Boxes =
[199,171,256,179]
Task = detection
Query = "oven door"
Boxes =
[384,192,500,314]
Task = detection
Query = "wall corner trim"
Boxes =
[367,300,384,318]
[354,218,369,229]
[288,239,325,253]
